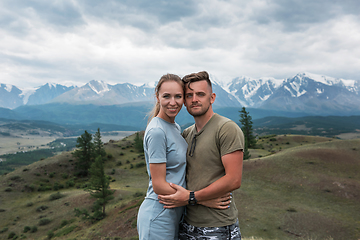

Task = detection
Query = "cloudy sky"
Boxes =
[1,0,359,88]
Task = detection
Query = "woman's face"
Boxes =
[156,81,184,123]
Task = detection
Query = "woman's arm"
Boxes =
[150,163,176,195]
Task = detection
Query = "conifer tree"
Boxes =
[239,107,256,160]
[134,132,144,153]
[87,156,114,219]
[94,128,106,159]
[73,130,94,176]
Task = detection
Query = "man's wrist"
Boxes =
[188,191,197,206]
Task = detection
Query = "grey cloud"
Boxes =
[0,0,84,34]
[78,0,197,31]
[251,0,360,32]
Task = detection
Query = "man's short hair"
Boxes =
[182,71,212,91]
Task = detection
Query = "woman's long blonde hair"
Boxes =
[147,74,184,124]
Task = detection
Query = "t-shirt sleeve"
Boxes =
[219,121,245,156]
[145,128,167,164]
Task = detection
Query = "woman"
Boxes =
[137,74,230,240]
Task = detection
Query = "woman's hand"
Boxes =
[198,193,232,209]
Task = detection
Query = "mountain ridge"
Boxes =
[1,72,359,115]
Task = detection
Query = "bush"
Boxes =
[26,202,33,207]
[49,172,55,178]
[116,161,122,166]
[61,173,69,179]
[23,226,31,233]
[7,232,16,239]
[66,179,75,188]
[30,226,37,233]
[60,219,68,228]
[47,230,54,239]
[10,175,22,181]
[135,162,146,168]
[39,218,51,226]
[49,192,65,201]
[0,227,8,233]
[36,205,49,212]
[5,187,12,192]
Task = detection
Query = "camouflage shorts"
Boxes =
[178,220,241,240]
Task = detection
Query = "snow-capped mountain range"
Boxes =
[1,72,359,115]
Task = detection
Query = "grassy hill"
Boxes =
[0,134,359,239]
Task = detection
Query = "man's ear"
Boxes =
[210,92,216,104]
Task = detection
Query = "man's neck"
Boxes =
[194,108,215,132]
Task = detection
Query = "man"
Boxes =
[158,71,244,239]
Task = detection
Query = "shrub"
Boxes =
[23,226,31,233]
[130,164,134,169]
[36,205,49,212]
[7,232,16,239]
[60,220,68,228]
[49,172,55,178]
[49,192,65,201]
[23,168,29,172]
[5,187,12,192]
[107,154,113,159]
[116,161,122,166]
[47,230,54,239]
[111,169,115,175]
[126,160,130,164]
[34,173,41,176]
[135,162,146,168]
[26,202,33,207]
[39,218,51,226]
[0,227,8,233]
[30,226,38,233]
[66,180,75,188]
[61,173,69,179]
[10,175,22,181]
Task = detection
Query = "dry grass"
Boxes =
[0,134,359,239]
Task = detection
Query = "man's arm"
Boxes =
[158,150,243,207]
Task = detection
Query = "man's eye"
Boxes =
[198,93,205,97]
[186,94,192,98]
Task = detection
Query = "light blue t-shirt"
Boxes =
[143,117,187,200]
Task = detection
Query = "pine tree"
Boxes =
[87,156,114,219]
[94,128,106,159]
[239,107,257,160]
[134,132,144,153]
[73,130,94,176]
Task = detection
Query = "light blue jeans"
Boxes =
[137,198,185,240]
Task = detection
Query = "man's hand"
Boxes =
[158,183,190,208]
[199,193,232,209]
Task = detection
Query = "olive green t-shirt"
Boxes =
[182,113,244,227]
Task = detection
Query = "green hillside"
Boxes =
[0,134,359,239]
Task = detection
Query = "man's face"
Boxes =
[184,80,215,117]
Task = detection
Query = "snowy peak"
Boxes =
[86,80,111,94]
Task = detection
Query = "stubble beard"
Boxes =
[187,104,210,117]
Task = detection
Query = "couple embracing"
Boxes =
[137,71,245,240]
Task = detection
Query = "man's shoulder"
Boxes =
[213,114,236,127]
[182,124,195,138]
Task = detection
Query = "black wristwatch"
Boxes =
[188,191,197,206]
